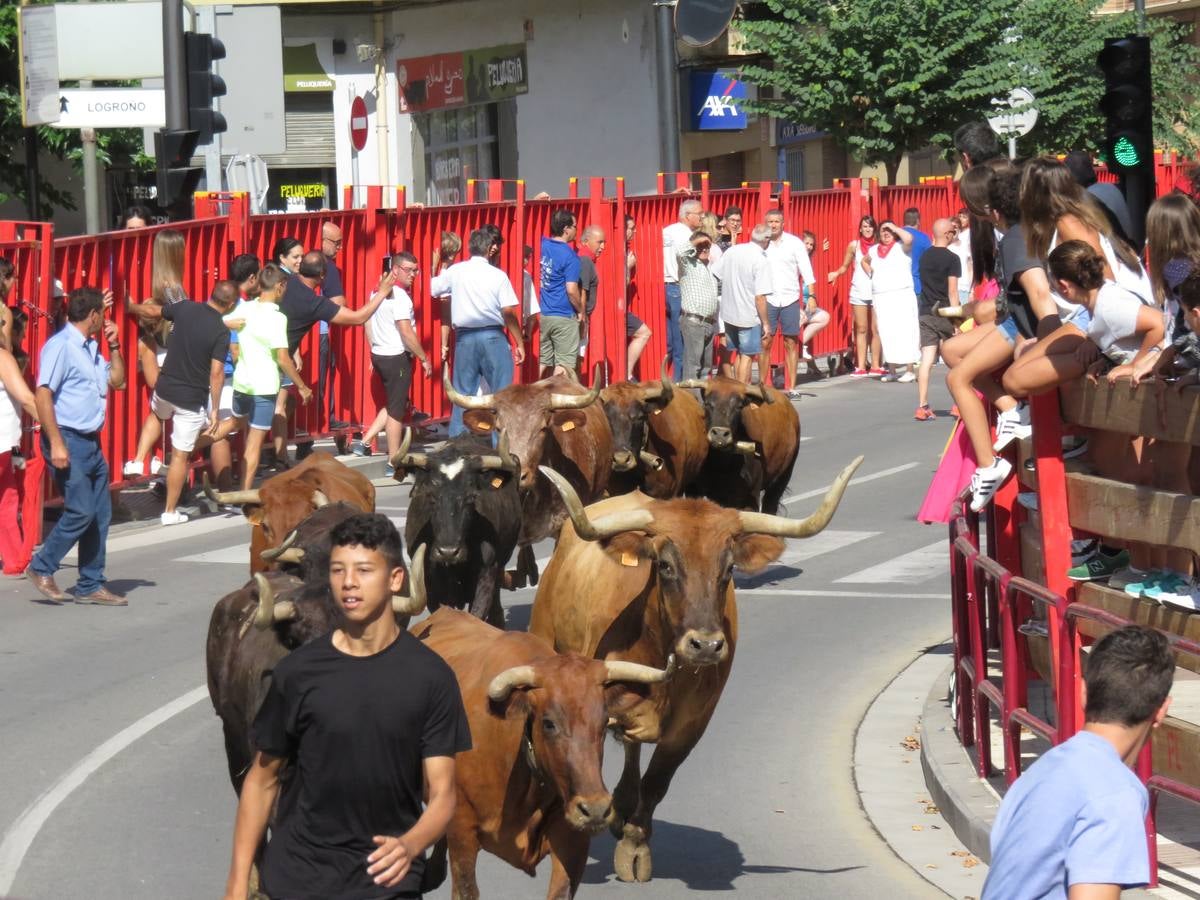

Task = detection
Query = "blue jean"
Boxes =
[449,327,514,437]
[31,428,111,594]
[665,283,684,381]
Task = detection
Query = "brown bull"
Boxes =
[412,608,673,900]
[445,367,611,586]
[528,459,862,883]
[204,451,375,573]
[601,360,707,499]
[679,375,800,513]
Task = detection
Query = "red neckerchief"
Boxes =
[858,238,875,257]
[875,240,895,259]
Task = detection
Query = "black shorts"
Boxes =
[372,352,413,420]
[919,313,956,349]
[625,312,645,338]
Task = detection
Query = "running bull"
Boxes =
[529,458,862,883]
[412,607,674,900]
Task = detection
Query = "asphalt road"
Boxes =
[0,373,957,899]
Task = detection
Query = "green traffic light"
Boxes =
[1112,135,1142,167]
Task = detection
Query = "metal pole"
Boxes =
[1009,135,1017,161]
[79,0,100,233]
[373,9,390,200]
[1134,0,1147,35]
[162,0,187,130]
[24,127,41,219]
[654,0,681,173]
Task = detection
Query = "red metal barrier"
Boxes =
[877,179,959,230]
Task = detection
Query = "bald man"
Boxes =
[320,222,347,427]
[577,225,607,375]
[914,217,962,420]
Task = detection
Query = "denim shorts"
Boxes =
[232,391,276,431]
[724,323,763,355]
[766,301,802,337]
[997,317,1021,346]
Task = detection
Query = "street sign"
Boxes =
[988,87,1038,137]
[675,0,738,48]
[17,6,60,126]
[350,95,369,152]
[54,1,172,81]
[51,89,166,130]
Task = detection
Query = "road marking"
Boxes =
[739,588,948,599]
[781,462,920,507]
[175,544,249,565]
[778,529,877,564]
[0,685,209,894]
[66,513,249,561]
[835,540,947,584]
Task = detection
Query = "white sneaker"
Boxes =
[123,460,143,477]
[150,456,163,475]
[993,404,1032,451]
[897,370,916,383]
[969,457,1014,512]
[160,510,189,526]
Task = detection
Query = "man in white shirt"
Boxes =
[712,225,773,385]
[663,199,703,381]
[762,209,816,397]
[430,229,525,437]
[353,252,432,463]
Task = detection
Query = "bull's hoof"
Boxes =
[504,568,525,590]
[614,837,652,883]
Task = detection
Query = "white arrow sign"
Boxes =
[51,88,166,129]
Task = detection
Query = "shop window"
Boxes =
[419,105,499,205]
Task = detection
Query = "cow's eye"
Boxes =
[657,559,675,579]
[542,717,557,734]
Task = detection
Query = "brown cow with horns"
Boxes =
[529,456,863,883]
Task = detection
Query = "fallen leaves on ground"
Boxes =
[900,735,921,751]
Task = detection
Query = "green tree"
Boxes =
[0,0,150,219]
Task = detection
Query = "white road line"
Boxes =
[781,461,921,507]
[0,685,209,894]
[175,544,249,565]
[835,540,948,585]
[739,588,948,599]
[777,529,877,564]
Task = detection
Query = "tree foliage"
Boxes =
[0,0,150,218]
[737,0,1200,181]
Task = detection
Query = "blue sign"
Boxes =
[689,70,747,131]
[777,120,825,144]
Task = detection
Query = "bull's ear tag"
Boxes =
[749,403,760,410]
[653,408,663,415]
[560,420,576,432]
[491,476,504,488]
[621,551,639,567]
[478,421,492,431]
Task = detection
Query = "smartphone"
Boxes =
[382,255,393,276]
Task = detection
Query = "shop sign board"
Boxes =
[464,44,529,104]
[398,43,528,114]
[689,70,746,131]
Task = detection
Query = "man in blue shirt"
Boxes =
[903,207,932,295]
[27,287,127,606]
[538,209,582,377]
[983,625,1175,899]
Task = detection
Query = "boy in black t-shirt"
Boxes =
[223,514,471,900]
[914,218,962,420]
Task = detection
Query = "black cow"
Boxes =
[391,430,522,627]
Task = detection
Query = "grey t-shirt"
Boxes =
[997,223,1045,339]
[579,255,599,316]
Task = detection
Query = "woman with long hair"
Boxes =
[435,231,462,364]
[828,215,882,375]
[1144,192,1200,345]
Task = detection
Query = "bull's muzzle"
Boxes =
[432,543,467,565]
[707,426,733,448]
[612,449,638,472]
[567,792,615,834]
[676,629,729,666]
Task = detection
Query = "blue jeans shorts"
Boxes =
[232,391,276,431]
[997,317,1021,346]
[724,323,764,355]
[766,301,802,337]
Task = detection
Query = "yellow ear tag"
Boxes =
[653,408,663,415]
[491,477,503,488]
[560,420,576,432]
[749,403,760,410]
[478,421,492,431]
[621,551,640,567]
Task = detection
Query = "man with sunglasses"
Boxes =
[320,223,348,428]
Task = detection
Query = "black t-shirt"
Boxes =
[155,301,230,411]
[280,277,341,353]
[579,255,599,315]
[324,256,345,299]
[996,223,1045,339]
[253,630,471,899]
[917,246,961,315]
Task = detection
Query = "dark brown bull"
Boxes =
[679,376,800,513]
[203,451,375,573]
[444,367,612,587]
[528,459,861,883]
[412,608,673,899]
[601,360,707,499]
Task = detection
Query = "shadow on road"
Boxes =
[104,578,157,595]
[505,601,532,632]
[734,566,804,590]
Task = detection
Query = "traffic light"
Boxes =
[154,128,201,210]
[185,31,227,144]
[1097,35,1153,245]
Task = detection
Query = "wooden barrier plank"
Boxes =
[1066,472,1200,555]
[1061,379,1200,445]
[1153,716,1200,793]
[1075,583,1200,673]
[1020,521,1046,584]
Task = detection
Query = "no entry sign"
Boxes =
[350,96,368,152]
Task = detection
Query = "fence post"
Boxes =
[514,179,527,384]
[395,185,407,213]
[699,172,709,210]
[587,177,605,229]
[568,177,579,200]
[227,192,247,257]
[614,176,628,382]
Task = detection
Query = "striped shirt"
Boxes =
[677,247,719,318]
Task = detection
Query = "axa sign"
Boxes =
[689,70,747,131]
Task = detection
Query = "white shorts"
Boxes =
[849,294,873,307]
[216,383,236,422]
[151,392,208,452]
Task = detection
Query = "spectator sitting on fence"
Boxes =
[1063,150,1136,250]
[124,229,188,478]
[982,625,1174,900]
[800,230,832,376]
[1143,193,1200,351]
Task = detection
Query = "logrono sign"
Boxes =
[689,70,746,131]
[52,88,165,129]
[398,43,528,114]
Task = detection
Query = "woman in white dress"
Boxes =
[830,215,882,375]
[863,221,920,382]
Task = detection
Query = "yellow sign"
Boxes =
[280,183,327,199]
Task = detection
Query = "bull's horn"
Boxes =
[267,547,305,565]
[640,356,675,404]
[202,471,261,506]
[443,367,496,410]
[603,655,676,685]
[538,466,653,540]
[549,375,601,410]
[478,430,518,472]
[738,456,864,538]
[311,490,330,508]
[487,665,540,702]
[639,450,664,471]
[260,528,301,563]
[252,573,295,630]
[676,378,710,392]
[389,427,429,471]
[744,383,773,404]
[391,544,427,616]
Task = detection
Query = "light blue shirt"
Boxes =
[983,731,1149,899]
[37,324,111,433]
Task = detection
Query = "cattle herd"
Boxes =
[205,360,863,899]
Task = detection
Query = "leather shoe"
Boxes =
[75,587,127,607]
[26,568,71,605]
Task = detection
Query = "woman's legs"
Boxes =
[940,323,994,369]
[129,413,163,466]
[852,305,870,370]
[946,328,1016,464]
[241,428,268,491]
[271,388,289,463]
[868,307,882,369]
[1001,325,1089,399]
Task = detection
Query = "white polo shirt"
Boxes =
[368,286,415,357]
[712,242,773,328]
[429,256,519,328]
[764,231,816,307]
[662,221,694,283]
